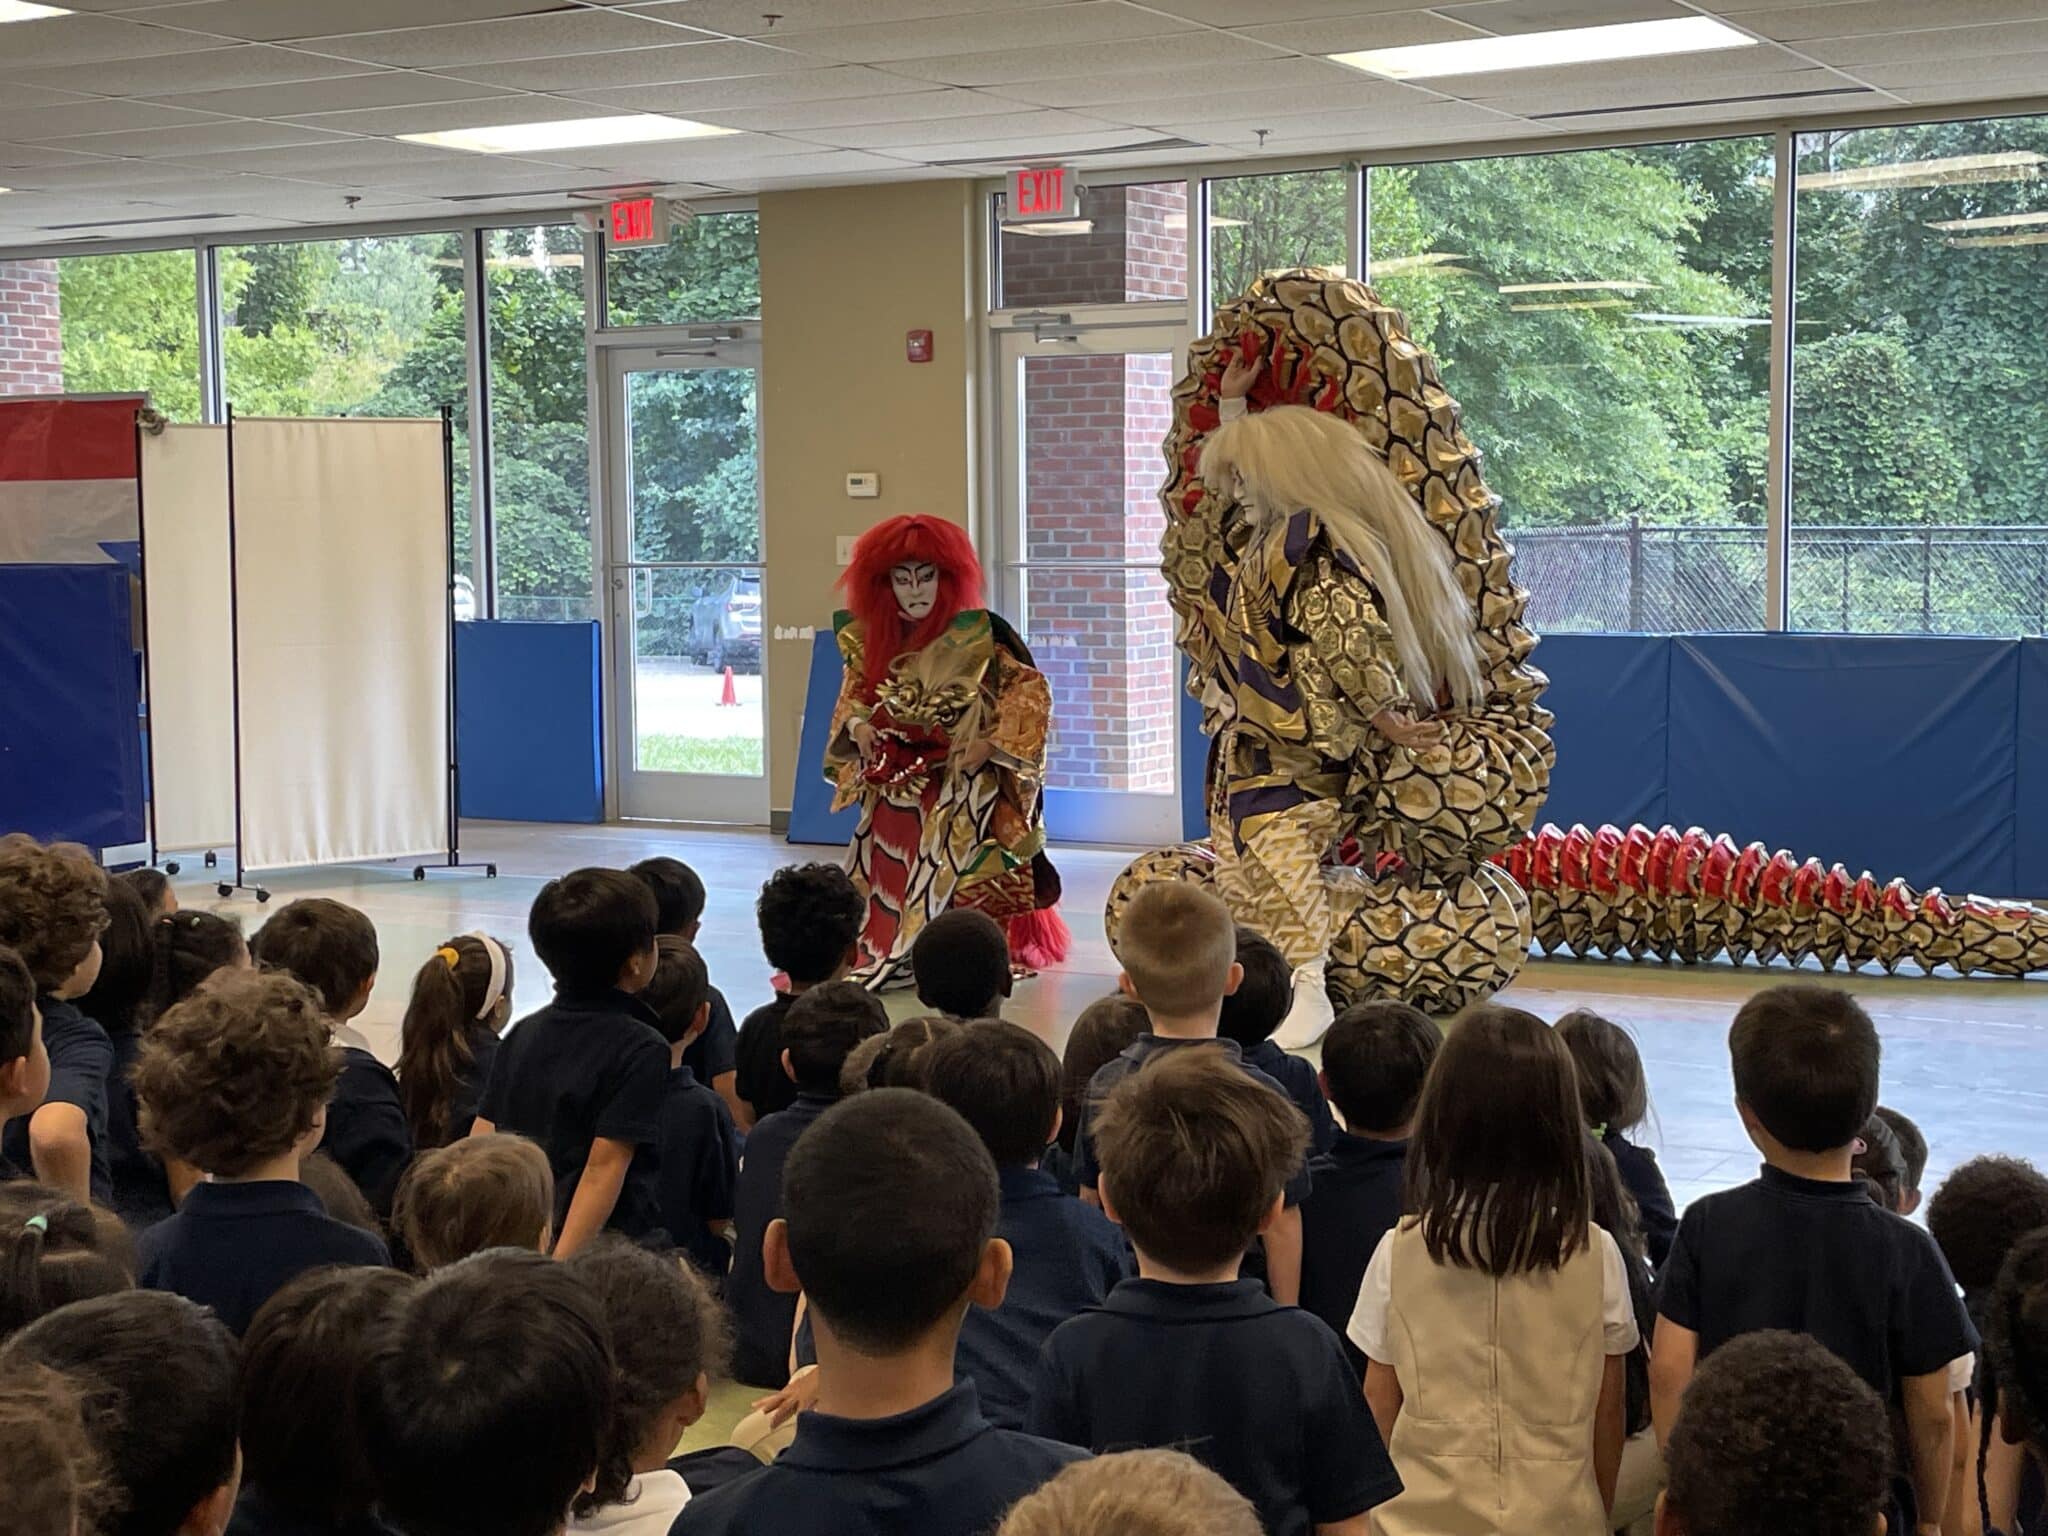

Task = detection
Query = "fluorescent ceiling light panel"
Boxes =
[1927,208,2048,232]
[1331,17,1755,82]
[1370,251,1466,275]
[1629,312,1769,326]
[1499,280,1653,294]
[1005,219,1094,237]
[400,115,736,155]
[0,3,73,21]
[1945,230,2048,249]
[1796,152,2044,191]
[1510,298,1630,313]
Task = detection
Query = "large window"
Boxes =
[0,251,201,418]
[1791,116,2048,634]
[1207,169,1351,315]
[484,224,591,622]
[218,233,471,567]
[994,181,1189,308]
[605,211,759,328]
[1369,140,1775,633]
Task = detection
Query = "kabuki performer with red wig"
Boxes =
[824,515,1069,988]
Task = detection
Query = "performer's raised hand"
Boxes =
[1220,347,1265,401]
[850,717,878,762]
[1373,708,1446,752]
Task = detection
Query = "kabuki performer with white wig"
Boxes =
[1201,354,1486,1047]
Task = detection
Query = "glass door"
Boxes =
[995,323,1191,847]
[603,341,767,824]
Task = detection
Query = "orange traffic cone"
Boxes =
[717,666,739,707]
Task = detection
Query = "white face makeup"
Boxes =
[891,561,939,620]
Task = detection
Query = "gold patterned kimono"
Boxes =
[826,608,1054,986]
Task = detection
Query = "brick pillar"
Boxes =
[0,259,62,395]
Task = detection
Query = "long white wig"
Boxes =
[1200,404,1485,710]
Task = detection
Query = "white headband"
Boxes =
[467,931,507,1021]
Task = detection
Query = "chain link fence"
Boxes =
[1510,522,2048,635]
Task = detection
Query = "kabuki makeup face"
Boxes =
[891,561,939,621]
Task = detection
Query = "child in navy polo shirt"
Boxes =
[1031,1049,1395,1536]
[0,1180,134,1333]
[641,936,740,1281]
[132,969,389,1335]
[474,868,666,1259]
[1986,1230,2048,1528]
[726,981,886,1387]
[1651,984,1976,1536]
[1218,929,1336,1156]
[0,1290,240,1536]
[910,910,1014,1022]
[227,1266,417,1536]
[392,1132,554,1269]
[0,946,51,1178]
[1876,1105,1928,1215]
[368,1250,612,1536]
[1660,1330,1893,1536]
[249,899,413,1217]
[0,836,111,1204]
[631,858,746,1128]
[1556,1009,1677,1268]
[1041,995,1145,1197]
[676,1089,1086,1536]
[921,1020,1131,1430]
[1299,1001,1440,1374]
[732,864,865,1131]
[1073,885,1309,1305]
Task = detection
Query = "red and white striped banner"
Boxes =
[0,395,144,565]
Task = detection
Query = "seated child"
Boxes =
[1033,1049,1396,1536]
[475,868,666,1257]
[1298,1001,1440,1373]
[566,1236,729,1536]
[1985,1230,2048,1530]
[1556,1009,1676,1268]
[397,932,515,1150]
[997,1449,1264,1536]
[117,866,176,919]
[726,981,887,1387]
[0,1364,105,1536]
[366,1249,613,1536]
[921,1020,1131,1429]
[132,969,390,1334]
[641,937,740,1280]
[675,1090,1086,1534]
[250,899,412,1216]
[80,881,154,1220]
[392,1132,554,1270]
[226,1267,419,1536]
[1927,1155,2048,1536]
[0,945,51,1181]
[1217,930,1335,1155]
[0,836,112,1204]
[1851,1112,1908,1212]
[1352,1005,1637,1536]
[1875,1104,1927,1215]
[1040,995,1145,1198]
[0,1181,134,1337]
[0,1289,240,1536]
[1657,1330,1890,1536]
[910,910,1014,1022]
[839,1015,958,1095]
[1651,984,1976,1536]
[630,858,744,1126]
[732,863,865,1130]
[1073,885,1310,1306]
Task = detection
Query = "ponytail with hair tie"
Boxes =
[0,1187,134,1336]
[398,933,515,1151]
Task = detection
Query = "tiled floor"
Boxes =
[183,820,2048,1218]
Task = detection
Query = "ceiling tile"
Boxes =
[1121,78,1432,128]
[369,155,604,191]
[1853,49,2048,87]
[885,30,1284,87]
[888,126,1177,162]
[597,145,922,180]
[1431,0,1692,29]
[273,96,622,136]
[1231,13,1495,55]
[1890,76,2048,103]
[768,3,1198,66]
[1728,0,2048,43]
[1429,39,1821,98]
[440,40,817,90]
[139,72,515,117]
[3,45,386,97]
[0,13,225,69]
[134,0,579,43]
[563,65,940,112]
[1800,18,2048,65]
[0,143,130,169]
[0,82,100,114]
[695,86,1041,132]
[0,98,230,140]
[622,0,1046,33]
[1151,96,1516,146]
[1470,66,1865,117]
[981,53,1370,109]
[162,137,475,174]
[1145,0,1471,21]
[531,132,836,172]
[288,10,707,69]
[27,119,360,158]
[788,107,1125,150]
[1525,93,1876,132]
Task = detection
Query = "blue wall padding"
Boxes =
[0,564,144,848]
[788,630,861,846]
[1180,659,1208,841]
[455,621,604,824]
[2014,640,2048,897]
[1533,633,1670,834]
[1668,636,2020,896]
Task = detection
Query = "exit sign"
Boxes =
[1003,165,1080,224]
[608,195,670,248]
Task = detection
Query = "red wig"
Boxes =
[839,515,985,693]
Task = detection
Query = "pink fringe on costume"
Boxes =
[1008,906,1072,970]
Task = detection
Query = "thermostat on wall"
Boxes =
[846,472,880,499]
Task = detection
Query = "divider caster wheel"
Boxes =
[164,861,181,876]
[486,864,499,878]
[412,866,427,881]
[217,883,232,899]
[204,851,218,868]
[256,889,271,904]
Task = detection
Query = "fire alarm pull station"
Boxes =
[907,329,934,363]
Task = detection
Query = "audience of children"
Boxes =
[1351,1004,1637,1535]
[732,863,865,1130]
[921,1019,1131,1430]
[11,827,2048,1536]
[249,899,413,1217]
[474,868,666,1257]
[726,980,886,1387]
[131,969,390,1333]
[396,930,515,1150]
[909,908,1015,1022]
